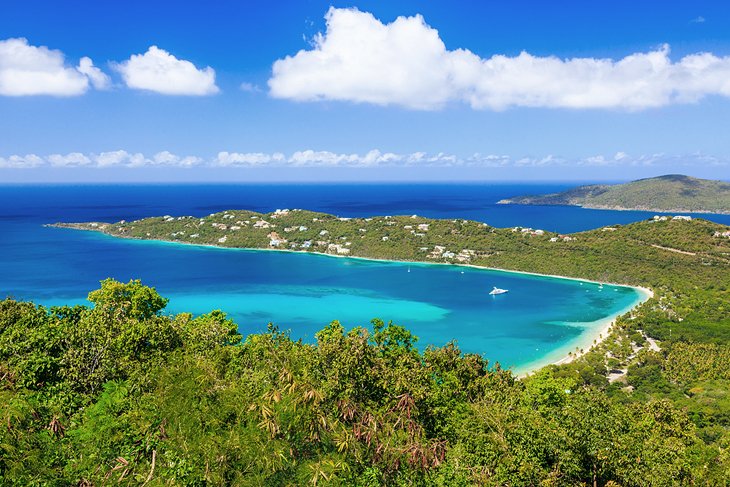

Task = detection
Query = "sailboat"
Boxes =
[489,286,509,295]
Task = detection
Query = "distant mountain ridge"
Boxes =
[498,175,730,214]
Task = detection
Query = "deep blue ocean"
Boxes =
[2,184,728,371]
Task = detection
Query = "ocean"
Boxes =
[2,183,727,371]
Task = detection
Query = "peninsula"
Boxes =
[497,174,730,214]
[53,208,729,292]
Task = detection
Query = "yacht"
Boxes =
[489,286,509,295]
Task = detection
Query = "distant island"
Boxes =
[497,174,730,214]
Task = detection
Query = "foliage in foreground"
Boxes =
[1,279,729,486]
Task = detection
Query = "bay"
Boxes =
[3,183,723,371]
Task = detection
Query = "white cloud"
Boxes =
[0,150,201,168]
[289,150,357,166]
[87,150,204,168]
[269,7,730,110]
[0,38,108,96]
[89,150,206,168]
[114,46,219,95]
[93,150,138,167]
[216,151,285,166]
[269,8,456,110]
[0,154,44,168]
[152,151,202,167]
[0,149,461,169]
[219,149,412,167]
[691,16,706,23]
[0,150,727,169]
[47,152,92,167]
[152,151,178,165]
[76,56,110,90]
[288,149,415,167]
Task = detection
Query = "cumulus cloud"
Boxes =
[92,150,140,167]
[284,149,460,167]
[289,149,392,166]
[0,149,461,169]
[269,8,457,109]
[0,38,108,96]
[47,152,92,167]
[269,7,730,110]
[0,154,44,168]
[76,56,110,90]
[89,150,202,167]
[216,152,286,166]
[152,151,203,167]
[114,46,219,95]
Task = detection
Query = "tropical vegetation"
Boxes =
[2,210,727,484]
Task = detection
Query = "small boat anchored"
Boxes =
[489,286,509,295]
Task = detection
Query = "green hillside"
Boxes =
[498,175,730,214]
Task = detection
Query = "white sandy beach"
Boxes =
[514,285,653,377]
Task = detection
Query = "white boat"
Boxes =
[489,286,509,295]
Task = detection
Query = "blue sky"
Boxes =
[1,0,729,182]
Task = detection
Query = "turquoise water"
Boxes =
[0,183,688,371]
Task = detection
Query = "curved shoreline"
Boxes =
[515,287,652,376]
[57,225,654,375]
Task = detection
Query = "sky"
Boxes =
[1,0,730,182]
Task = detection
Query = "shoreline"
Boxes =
[514,286,653,377]
[579,204,729,215]
[497,201,730,216]
[52,224,655,375]
[52,222,654,289]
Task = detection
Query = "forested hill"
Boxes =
[498,175,730,214]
